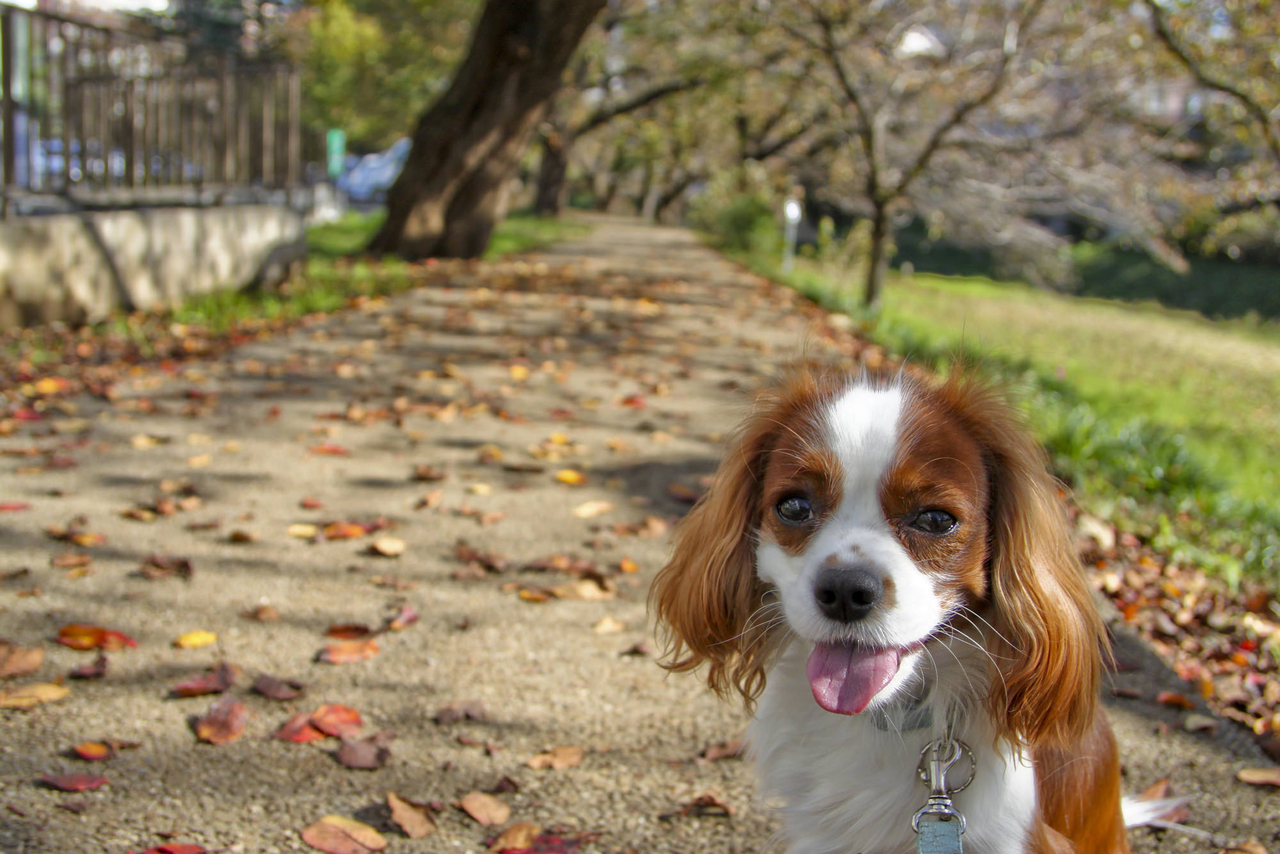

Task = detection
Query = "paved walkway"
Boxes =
[1,217,1272,853]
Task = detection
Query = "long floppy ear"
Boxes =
[649,395,782,705]
[957,381,1106,749]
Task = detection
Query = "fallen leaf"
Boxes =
[1156,691,1196,710]
[336,734,393,770]
[384,604,419,632]
[288,523,320,539]
[489,822,541,852]
[667,482,700,503]
[1237,766,1280,787]
[0,502,30,512]
[134,845,207,854]
[38,773,107,792]
[387,791,437,839]
[527,745,585,771]
[555,469,587,486]
[1213,841,1268,854]
[434,699,487,725]
[308,443,351,457]
[571,500,613,519]
[173,630,218,649]
[311,704,364,739]
[620,641,654,657]
[319,637,380,664]
[228,529,258,543]
[457,791,510,826]
[50,552,91,570]
[193,696,249,745]
[368,537,406,557]
[659,793,734,820]
[300,815,387,854]
[71,741,115,761]
[699,739,744,763]
[171,662,239,697]
[593,616,625,634]
[323,521,367,540]
[618,557,640,573]
[252,674,305,701]
[69,652,108,679]
[326,624,373,640]
[242,603,280,622]
[1183,713,1219,734]
[0,642,44,679]
[549,577,616,601]
[411,465,447,482]
[301,496,325,509]
[274,712,327,743]
[135,553,194,581]
[0,682,70,709]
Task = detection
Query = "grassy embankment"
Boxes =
[729,239,1280,588]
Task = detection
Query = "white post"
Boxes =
[782,199,801,273]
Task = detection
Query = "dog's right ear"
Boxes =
[649,398,779,704]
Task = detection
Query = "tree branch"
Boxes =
[578,75,705,136]
[1141,0,1280,166]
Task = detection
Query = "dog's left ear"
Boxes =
[955,381,1106,749]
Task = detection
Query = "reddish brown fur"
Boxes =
[650,364,1128,853]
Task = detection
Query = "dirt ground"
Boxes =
[1,217,1276,853]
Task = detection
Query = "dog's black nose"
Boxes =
[814,567,883,623]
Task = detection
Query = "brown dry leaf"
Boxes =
[0,642,44,679]
[699,739,745,763]
[326,623,373,640]
[457,791,511,826]
[300,815,387,854]
[527,745,585,771]
[336,734,393,770]
[1214,841,1269,854]
[319,637,380,664]
[571,500,613,519]
[242,603,281,622]
[252,673,305,702]
[0,681,70,709]
[1237,767,1280,787]
[39,773,108,792]
[50,552,92,569]
[434,699,487,725]
[660,793,735,820]
[1156,691,1196,710]
[193,696,249,745]
[489,823,541,852]
[368,537,406,557]
[387,791,436,839]
[171,662,239,697]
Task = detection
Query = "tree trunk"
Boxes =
[533,126,571,217]
[862,204,891,309]
[367,0,606,259]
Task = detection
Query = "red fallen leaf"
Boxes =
[0,502,30,512]
[193,696,249,745]
[274,712,328,743]
[335,734,393,770]
[133,845,207,854]
[308,442,351,456]
[1156,691,1196,710]
[56,624,137,651]
[311,704,363,739]
[619,394,646,409]
[318,637,379,664]
[38,773,108,792]
[488,828,601,854]
[326,624,373,640]
[13,407,44,421]
[71,741,115,761]
[69,651,108,680]
[384,604,419,632]
[171,662,239,697]
[300,497,325,510]
[252,673,305,701]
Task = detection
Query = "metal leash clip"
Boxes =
[912,739,974,854]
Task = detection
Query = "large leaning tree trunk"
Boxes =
[367,0,606,259]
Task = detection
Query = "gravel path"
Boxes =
[1,216,1274,853]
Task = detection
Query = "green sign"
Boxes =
[326,129,346,179]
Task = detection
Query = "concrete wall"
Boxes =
[0,205,306,329]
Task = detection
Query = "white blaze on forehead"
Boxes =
[822,381,904,524]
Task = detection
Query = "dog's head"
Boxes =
[651,365,1104,748]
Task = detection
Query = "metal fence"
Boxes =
[0,2,304,214]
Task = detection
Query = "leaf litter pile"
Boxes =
[1,223,1277,852]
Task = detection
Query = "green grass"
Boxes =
[726,244,1280,587]
[171,210,590,334]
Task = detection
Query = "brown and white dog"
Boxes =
[652,365,1128,854]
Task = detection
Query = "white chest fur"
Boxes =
[749,647,1038,854]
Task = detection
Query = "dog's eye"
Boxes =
[775,495,814,525]
[911,509,958,535]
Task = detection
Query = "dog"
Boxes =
[651,365,1128,854]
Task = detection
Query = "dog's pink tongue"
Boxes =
[806,643,901,715]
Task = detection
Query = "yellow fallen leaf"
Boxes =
[174,630,217,649]
[548,432,571,445]
[571,500,613,519]
[527,745,585,770]
[489,823,541,851]
[468,483,494,496]
[593,616,626,634]
[555,469,587,486]
[0,682,70,709]
[187,454,212,469]
[369,537,406,557]
[288,523,319,539]
[509,364,531,382]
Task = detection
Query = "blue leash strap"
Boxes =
[913,739,973,854]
